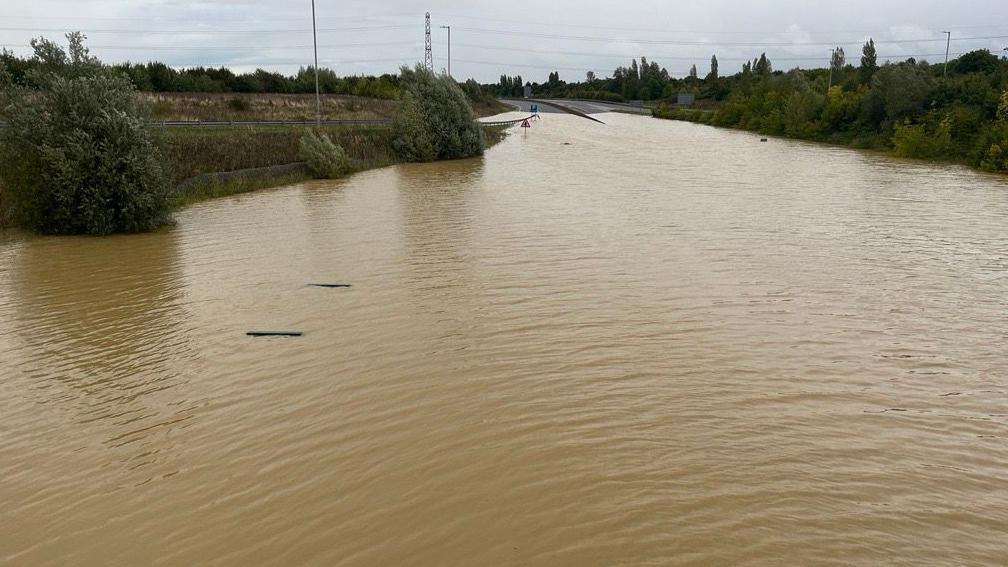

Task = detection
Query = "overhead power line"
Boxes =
[0,13,418,24]
[1,41,420,51]
[445,42,955,63]
[0,24,413,33]
[449,27,1008,47]
[445,14,1008,36]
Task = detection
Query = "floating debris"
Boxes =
[308,284,352,289]
[247,331,304,337]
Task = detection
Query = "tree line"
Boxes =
[0,51,402,99]
[651,44,1008,173]
[477,42,1007,173]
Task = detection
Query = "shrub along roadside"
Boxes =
[392,65,485,162]
[0,33,172,234]
[299,129,351,179]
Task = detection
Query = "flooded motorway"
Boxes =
[2,112,1007,565]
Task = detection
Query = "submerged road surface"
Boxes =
[500,97,652,116]
[2,112,1008,565]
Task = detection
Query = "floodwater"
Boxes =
[2,113,1007,565]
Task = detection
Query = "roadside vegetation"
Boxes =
[145,92,400,123]
[0,33,171,234]
[157,125,396,186]
[480,46,1008,173]
[0,34,508,234]
[393,65,485,162]
[652,47,1008,173]
[299,130,352,179]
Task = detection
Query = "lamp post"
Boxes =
[311,0,321,126]
[942,31,951,77]
[440,25,451,77]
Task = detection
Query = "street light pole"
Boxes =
[440,25,451,77]
[828,49,834,91]
[312,0,321,126]
[942,31,951,77]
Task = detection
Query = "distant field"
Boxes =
[145,92,509,122]
[144,92,400,123]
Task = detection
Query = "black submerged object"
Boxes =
[308,283,352,289]
[760,138,768,142]
[247,331,304,337]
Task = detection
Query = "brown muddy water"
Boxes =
[1,113,1007,565]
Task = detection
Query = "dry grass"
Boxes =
[144,92,509,122]
[144,92,400,122]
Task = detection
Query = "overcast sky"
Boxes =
[2,1,1007,82]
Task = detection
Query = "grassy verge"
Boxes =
[470,99,513,118]
[3,121,513,227]
[156,125,397,187]
[174,169,316,207]
[163,123,510,208]
[0,187,12,229]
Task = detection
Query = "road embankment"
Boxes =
[165,121,510,207]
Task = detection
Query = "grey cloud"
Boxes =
[1,0,1005,81]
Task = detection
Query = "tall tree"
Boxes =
[755,53,772,76]
[829,47,845,89]
[708,55,719,80]
[689,64,698,80]
[861,39,878,82]
[585,70,596,84]
[831,47,846,72]
[629,59,641,97]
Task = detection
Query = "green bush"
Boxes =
[298,129,351,178]
[892,117,952,160]
[392,65,484,162]
[0,33,170,234]
[979,100,1008,172]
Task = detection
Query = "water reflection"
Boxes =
[6,230,200,472]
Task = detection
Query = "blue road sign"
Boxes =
[531,104,539,114]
